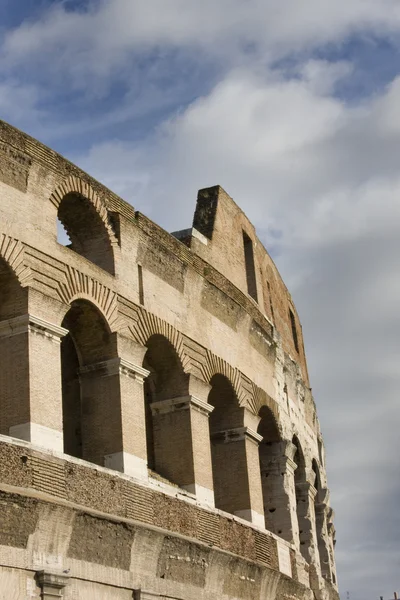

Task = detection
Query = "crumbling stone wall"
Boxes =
[0,119,338,599]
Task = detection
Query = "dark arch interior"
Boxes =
[0,259,27,321]
[292,434,310,558]
[208,374,243,432]
[208,374,244,513]
[58,192,115,274]
[312,458,322,499]
[143,334,188,474]
[61,300,116,460]
[0,259,28,436]
[257,405,282,531]
[292,435,306,487]
[258,405,281,443]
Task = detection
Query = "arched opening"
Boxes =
[61,332,81,457]
[293,435,306,487]
[0,259,28,436]
[292,435,308,559]
[142,334,189,484]
[57,192,115,274]
[312,459,331,580]
[61,300,118,464]
[312,459,321,497]
[208,374,247,515]
[257,406,282,532]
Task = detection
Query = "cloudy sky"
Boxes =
[1,1,399,597]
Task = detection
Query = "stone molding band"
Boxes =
[150,395,214,416]
[210,426,263,445]
[79,357,150,380]
[0,314,68,341]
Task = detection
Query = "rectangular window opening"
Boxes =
[289,308,299,353]
[138,264,144,305]
[242,231,258,302]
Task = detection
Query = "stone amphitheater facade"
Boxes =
[0,119,338,600]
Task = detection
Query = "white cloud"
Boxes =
[0,80,43,125]
[3,0,400,88]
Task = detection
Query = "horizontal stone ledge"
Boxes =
[79,357,150,379]
[210,426,262,445]
[0,314,68,340]
[150,395,214,415]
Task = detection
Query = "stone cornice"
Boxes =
[150,395,214,416]
[211,426,263,445]
[0,314,68,341]
[79,357,150,380]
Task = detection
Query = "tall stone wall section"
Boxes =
[0,120,339,600]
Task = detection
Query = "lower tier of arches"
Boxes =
[0,307,337,587]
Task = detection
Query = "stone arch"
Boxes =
[143,334,189,404]
[0,234,32,287]
[258,404,281,444]
[249,384,281,431]
[130,308,190,373]
[200,350,243,402]
[50,176,118,274]
[57,265,119,332]
[61,298,119,464]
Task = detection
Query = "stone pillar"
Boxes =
[295,482,321,571]
[35,570,69,598]
[211,409,264,527]
[0,314,67,452]
[259,440,300,544]
[315,489,333,582]
[150,394,214,505]
[79,357,149,479]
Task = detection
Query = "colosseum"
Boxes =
[0,119,338,600]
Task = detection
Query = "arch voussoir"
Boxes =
[49,175,118,246]
[0,233,32,286]
[128,307,190,373]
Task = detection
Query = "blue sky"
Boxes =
[1,1,400,598]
